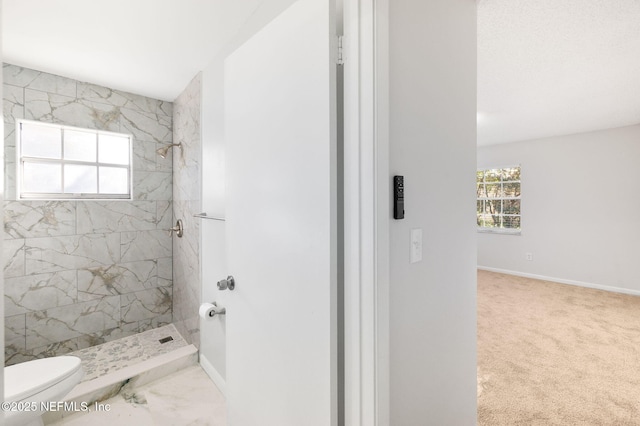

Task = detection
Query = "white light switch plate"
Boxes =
[410,228,422,263]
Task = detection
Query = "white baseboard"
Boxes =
[200,353,227,396]
[477,266,640,297]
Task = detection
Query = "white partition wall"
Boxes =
[388,0,478,424]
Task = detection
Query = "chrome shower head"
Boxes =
[156,143,182,159]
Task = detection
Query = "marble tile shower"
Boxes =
[172,74,202,348]
[3,63,174,365]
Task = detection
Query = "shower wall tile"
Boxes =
[77,260,158,301]
[4,123,16,200]
[3,64,77,97]
[77,82,173,117]
[76,201,157,234]
[121,287,172,323]
[3,63,175,364]
[3,83,24,123]
[25,89,121,132]
[7,336,80,366]
[5,271,77,316]
[138,313,173,332]
[25,233,121,275]
[5,314,26,354]
[133,140,159,172]
[156,146,173,172]
[27,339,80,360]
[120,108,172,144]
[157,201,173,230]
[172,74,202,348]
[74,324,140,350]
[3,65,42,88]
[26,295,121,349]
[4,238,25,278]
[121,230,172,263]
[157,256,173,287]
[133,171,172,201]
[4,201,76,239]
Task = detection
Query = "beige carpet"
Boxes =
[478,270,640,425]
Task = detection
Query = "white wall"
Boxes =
[388,0,478,424]
[478,124,640,294]
[199,59,228,386]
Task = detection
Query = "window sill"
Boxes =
[477,228,521,236]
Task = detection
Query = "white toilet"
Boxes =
[4,356,84,426]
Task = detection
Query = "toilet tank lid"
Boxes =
[4,356,83,402]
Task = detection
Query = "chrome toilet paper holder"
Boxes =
[208,302,225,316]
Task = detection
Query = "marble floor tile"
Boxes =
[48,365,226,426]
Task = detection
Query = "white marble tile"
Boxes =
[25,234,121,275]
[4,123,17,199]
[138,313,173,332]
[3,83,24,123]
[133,171,172,201]
[25,89,120,132]
[144,366,226,426]
[6,338,81,367]
[48,365,225,426]
[4,201,76,239]
[5,271,77,316]
[132,140,158,172]
[171,75,202,349]
[3,64,77,96]
[76,201,156,234]
[5,313,26,352]
[121,230,171,263]
[77,82,173,117]
[171,281,200,350]
[77,260,158,301]
[28,339,80,358]
[156,201,173,230]
[3,64,41,87]
[48,395,155,426]
[4,238,25,278]
[121,287,172,323]
[26,296,120,349]
[172,204,200,346]
[120,108,172,144]
[156,256,172,287]
[4,63,177,361]
[155,143,173,172]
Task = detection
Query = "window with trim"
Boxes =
[477,166,521,232]
[16,119,132,200]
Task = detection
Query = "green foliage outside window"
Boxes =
[477,166,521,231]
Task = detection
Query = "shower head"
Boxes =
[156,143,182,159]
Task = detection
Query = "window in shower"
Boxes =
[16,119,133,200]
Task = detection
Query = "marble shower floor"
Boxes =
[48,365,227,425]
[69,324,188,382]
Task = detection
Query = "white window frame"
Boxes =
[477,165,521,235]
[16,119,133,200]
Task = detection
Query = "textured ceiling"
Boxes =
[2,0,285,101]
[4,1,640,133]
[478,0,640,145]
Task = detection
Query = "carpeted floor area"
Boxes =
[478,270,640,425]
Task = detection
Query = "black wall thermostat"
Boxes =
[393,175,404,219]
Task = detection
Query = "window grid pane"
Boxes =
[18,120,132,199]
[477,166,521,231]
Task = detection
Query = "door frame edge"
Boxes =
[343,0,389,424]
